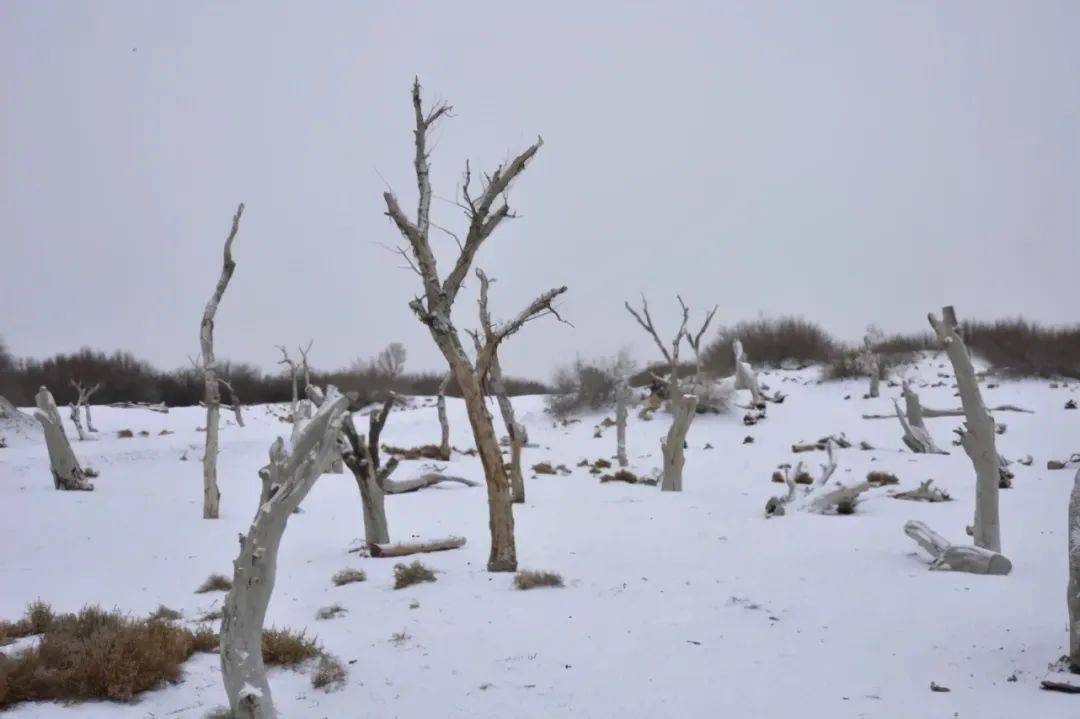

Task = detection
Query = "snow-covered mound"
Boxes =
[1,355,1079,717]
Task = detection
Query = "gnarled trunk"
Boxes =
[661,394,697,492]
[508,421,525,503]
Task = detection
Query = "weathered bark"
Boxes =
[33,387,93,491]
[68,380,101,433]
[436,374,452,460]
[1069,467,1080,670]
[200,203,243,519]
[894,382,946,454]
[929,305,1002,553]
[766,440,865,516]
[861,337,881,398]
[340,413,392,546]
[220,390,347,718]
[218,378,245,427]
[68,402,87,441]
[904,520,1011,575]
[368,394,394,471]
[370,535,466,558]
[383,79,566,571]
[275,346,299,421]
[508,421,525,503]
[733,339,766,406]
[615,377,629,468]
[661,394,698,491]
[893,479,951,502]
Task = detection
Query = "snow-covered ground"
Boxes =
[2,354,1079,718]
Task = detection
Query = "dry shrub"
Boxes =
[393,561,436,590]
[0,600,54,645]
[866,471,899,486]
[332,568,366,586]
[311,654,346,691]
[600,469,639,484]
[194,574,232,594]
[532,462,556,475]
[149,605,182,622]
[703,317,838,374]
[0,605,218,708]
[382,444,445,460]
[547,356,632,417]
[116,429,134,439]
[514,571,564,590]
[315,605,347,621]
[261,628,319,667]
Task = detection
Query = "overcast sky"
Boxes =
[2,1,1077,380]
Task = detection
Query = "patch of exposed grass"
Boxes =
[866,471,900,486]
[393,561,436,590]
[332,568,366,586]
[514,571,564,590]
[261,627,319,667]
[390,630,411,646]
[0,600,54,645]
[148,605,182,622]
[311,654,346,691]
[0,604,218,708]
[315,604,347,621]
[195,574,232,594]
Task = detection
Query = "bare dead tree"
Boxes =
[685,301,719,383]
[382,79,567,571]
[860,330,882,398]
[68,400,87,441]
[625,294,699,491]
[436,373,452,461]
[68,379,101,433]
[275,345,300,421]
[199,203,243,519]
[929,305,1002,553]
[217,375,245,427]
[33,387,93,491]
[220,388,348,718]
[375,342,408,382]
[1069,467,1080,670]
[894,381,946,454]
[340,413,395,546]
[615,375,630,468]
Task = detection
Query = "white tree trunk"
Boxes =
[220,390,347,719]
[508,420,525,503]
[200,204,243,519]
[733,339,766,406]
[436,374,451,461]
[904,520,1011,575]
[33,387,92,491]
[68,402,87,441]
[370,535,466,558]
[894,383,946,454]
[615,378,629,468]
[340,414,390,546]
[661,393,697,491]
[929,305,1002,553]
[1069,467,1080,670]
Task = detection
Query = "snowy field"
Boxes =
[2,354,1079,718]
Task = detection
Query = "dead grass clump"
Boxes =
[866,471,900,486]
[393,561,436,590]
[195,574,232,594]
[315,604,347,621]
[148,605,182,622]
[600,469,639,484]
[770,471,784,484]
[532,462,556,475]
[593,458,612,469]
[116,429,134,438]
[514,571,564,590]
[0,600,55,645]
[382,444,444,460]
[332,568,366,586]
[794,471,813,485]
[311,654,346,691]
[0,605,218,708]
[261,628,320,667]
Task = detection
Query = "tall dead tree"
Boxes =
[382,79,567,571]
[473,268,527,502]
[1069,467,1080,670]
[929,305,1002,553]
[436,373,452,461]
[860,326,883,398]
[220,389,348,718]
[615,375,630,468]
[275,345,300,421]
[625,295,701,491]
[68,379,101,433]
[33,386,93,491]
[199,203,243,519]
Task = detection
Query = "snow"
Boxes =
[2,354,1080,717]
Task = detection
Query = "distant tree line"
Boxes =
[0,338,548,408]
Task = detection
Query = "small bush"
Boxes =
[866,471,899,486]
[393,561,436,590]
[600,469,640,484]
[149,605,182,622]
[311,654,346,691]
[532,462,556,475]
[390,630,411,646]
[514,571,564,590]
[0,600,54,645]
[195,574,232,594]
[261,628,320,667]
[547,354,633,417]
[0,605,218,708]
[702,317,838,374]
[332,568,366,586]
[315,604,347,621]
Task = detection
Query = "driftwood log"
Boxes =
[904,520,1011,575]
[370,536,466,558]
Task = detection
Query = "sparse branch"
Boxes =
[625,294,674,366]
[476,285,568,379]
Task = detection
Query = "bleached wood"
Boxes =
[275,346,299,421]
[1069,467,1080,669]
[383,79,565,571]
[200,203,243,519]
[370,535,466,558]
[904,520,1011,575]
[220,390,347,718]
[615,377,629,468]
[661,393,698,491]
[894,383,947,454]
[33,387,92,491]
[733,339,766,406]
[68,379,101,433]
[340,414,391,546]
[68,401,87,441]
[384,472,480,494]
[436,373,451,461]
[929,305,1002,553]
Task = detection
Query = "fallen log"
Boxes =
[893,479,951,502]
[369,535,467,558]
[903,520,1011,575]
[383,473,480,494]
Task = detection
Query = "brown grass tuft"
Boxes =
[514,570,564,590]
[261,627,320,667]
[866,471,900,486]
[393,561,436,590]
[311,654,346,691]
[195,574,232,594]
[148,605,182,622]
[331,568,366,587]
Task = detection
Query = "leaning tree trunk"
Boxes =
[436,374,451,461]
[660,393,698,492]
[733,339,765,406]
[895,382,946,454]
[200,204,243,519]
[489,353,528,445]
[930,306,1001,553]
[615,378,629,468]
[220,391,346,719]
[904,520,1011,575]
[1069,467,1080,670]
[33,387,93,491]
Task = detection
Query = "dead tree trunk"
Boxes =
[508,420,525,503]
[861,337,881,398]
[68,401,87,441]
[733,339,766,407]
[929,305,1002,553]
[615,377,629,468]
[199,203,243,519]
[904,520,1011,575]
[218,378,245,427]
[68,379,101,433]
[894,382,946,454]
[383,79,567,571]
[436,374,451,461]
[220,390,347,718]
[340,414,393,546]
[1069,467,1080,670]
[34,387,93,491]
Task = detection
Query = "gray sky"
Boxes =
[2,1,1077,380]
